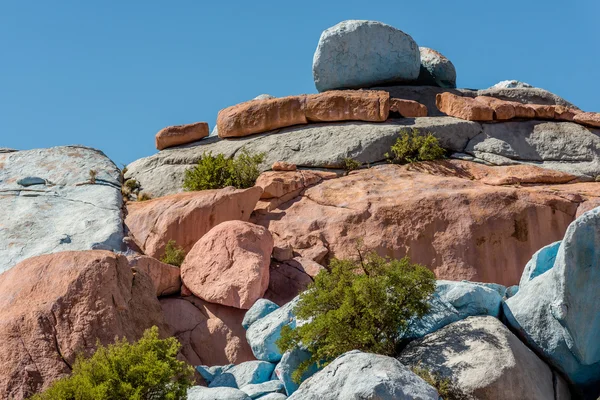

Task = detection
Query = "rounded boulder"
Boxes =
[417,47,457,88]
[181,221,273,309]
[312,20,420,92]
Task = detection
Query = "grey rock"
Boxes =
[313,20,420,92]
[417,47,457,88]
[0,148,17,153]
[241,380,285,398]
[504,208,600,396]
[399,316,565,400]
[477,87,577,108]
[187,386,251,400]
[16,177,46,186]
[489,80,534,89]
[288,350,439,400]
[126,118,482,197]
[0,146,123,273]
[465,121,600,179]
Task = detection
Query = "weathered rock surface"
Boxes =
[124,186,262,258]
[0,146,123,273]
[160,296,255,366]
[465,120,600,179]
[275,347,320,396]
[288,350,439,400]
[574,111,600,128]
[255,170,327,199]
[155,122,209,150]
[417,47,457,88]
[209,360,275,388]
[504,207,600,396]
[0,251,169,399]
[242,299,279,330]
[127,255,181,296]
[264,258,324,306]
[436,92,494,121]
[389,98,428,117]
[312,20,420,92]
[180,221,273,309]
[304,90,389,122]
[126,117,482,197]
[490,80,534,89]
[477,87,577,109]
[241,380,285,398]
[254,162,581,285]
[399,316,567,400]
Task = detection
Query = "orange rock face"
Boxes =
[389,98,428,117]
[304,90,389,122]
[217,96,307,138]
[272,161,297,171]
[128,255,181,296]
[155,122,209,150]
[573,111,600,128]
[253,161,592,286]
[180,221,274,309]
[125,186,262,259]
[255,170,325,199]
[528,104,556,119]
[0,251,168,399]
[474,96,535,120]
[436,92,494,121]
[553,105,580,121]
[217,90,391,138]
[161,296,255,366]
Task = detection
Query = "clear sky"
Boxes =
[1,0,598,166]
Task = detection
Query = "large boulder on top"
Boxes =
[288,350,439,400]
[0,146,124,273]
[504,207,600,397]
[180,221,273,309]
[124,186,262,259]
[417,47,457,88]
[399,316,569,400]
[0,251,169,399]
[312,20,420,92]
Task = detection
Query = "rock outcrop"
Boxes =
[127,255,181,296]
[312,20,420,92]
[254,161,584,285]
[155,122,209,150]
[288,350,439,400]
[181,221,273,309]
[0,146,124,273]
[399,316,568,400]
[504,207,600,397]
[0,251,168,399]
[124,186,262,258]
[417,47,457,88]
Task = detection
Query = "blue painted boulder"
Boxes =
[407,280,503,338]
[312,20,420,92]
[240,380,285,399]
[504,207,600,396]
[196,364,233,385]
[243,299,280,330]
[275,347,320,396]
[417,47,457,88]
[246,296,300,362]
[209,360,276,389]
[519,241,561,288]
[187,386,251,400]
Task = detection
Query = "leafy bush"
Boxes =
[412,365,469,400]
[31,326,194,400]
[277,249,436,383]
[183,149,265,191]
[160,240,186,267]
[343,157,362,172]
[385,129,445,164]
[137,192,152,202]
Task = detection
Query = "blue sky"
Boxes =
[1,0,598,166]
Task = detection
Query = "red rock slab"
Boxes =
[155,122,209,150]
[272,161,297,171]
[436,92,494,121]
[304,90,389,122]
[573,112,600,128]
[128,255,182,296]
[390,98,428,117]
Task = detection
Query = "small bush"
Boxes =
[412,365,470,400]
[343,157,362,172]
[182,149,265,191]
[277,248,436,383]
[30,326,194,400]
[125,179,141,191]
[385,129,446,164]
[160,240,186,267]
[137,192,152,202]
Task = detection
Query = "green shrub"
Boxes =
[385,129,446,164]
[30,326,194,400]
[182,149,265,191]
[160,240,186,267]
[137,192,152,202]
[411,365,469,400]
[277,249,436,383]
[343,157,362,172]
[125,179,141,191]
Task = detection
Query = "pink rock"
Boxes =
[0,251,169,399]
[389,98,428,117]
[272,161,297,171]
[255,170,323,199]
[265,258,325,306]
[128,255,181,296]
[155,122,209,150]
[181,221,274,309]
[125,186,263,259]
[160,296,255,366]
